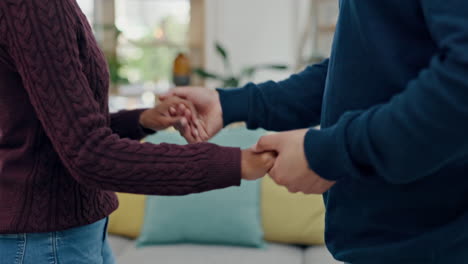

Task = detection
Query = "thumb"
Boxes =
[159,87,194,101]
[252,134,279,153]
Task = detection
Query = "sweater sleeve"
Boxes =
[304,1,468,184]
[1,0,240,195]
[110,109,155,140]
[218,59,329,131]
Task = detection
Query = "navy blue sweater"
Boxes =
[219,1,468,263]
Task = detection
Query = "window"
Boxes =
[116,0,190,87]
[75,0,193,110]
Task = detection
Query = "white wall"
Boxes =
[204,0,311,86]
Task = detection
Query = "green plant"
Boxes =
[194,42,288,88]
[93,24,129,86]
[107,53,129,85]
[119,16,189,83]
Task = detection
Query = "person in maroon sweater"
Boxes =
[0,0,275,263]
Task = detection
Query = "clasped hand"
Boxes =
[139,95,276,182]
[155,88,335,194]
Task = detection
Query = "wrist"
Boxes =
[240,149,247,179]
[138,110,148,128]
[138,110,156,133]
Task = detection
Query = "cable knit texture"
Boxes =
[0,0,241,234]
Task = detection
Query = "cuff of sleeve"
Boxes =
[129,109,157,137]
[112,109,156,140]
[304,123,352,181]
[217,88,250,127]
[206,145,242,188]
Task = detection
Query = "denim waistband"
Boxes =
[0,218,114,264]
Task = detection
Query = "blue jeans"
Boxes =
[0,218,115,264]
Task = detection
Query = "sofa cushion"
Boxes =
[262,176,325,245]
[108,235,134,257]
[108,193,146,239]
[117,243,303,264]
[137,180,263,248]
[138,128,266,248]
[304,246,343,264]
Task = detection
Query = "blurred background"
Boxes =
[76,0,338,111]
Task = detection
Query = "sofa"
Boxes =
[108,234,342,264]
[106,128,343,264]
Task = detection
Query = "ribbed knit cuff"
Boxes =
[304,124,351,181]
[110,109,156,140]
[217,88,250,127]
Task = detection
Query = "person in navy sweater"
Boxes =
[162,0,468,263]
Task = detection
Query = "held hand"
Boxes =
[253,129,335,194]
[241,149,276,181]
[139,97,198,132]
[160,87,223,143]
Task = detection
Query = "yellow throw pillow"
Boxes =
[261,176,326,245]
[108,193,146,239]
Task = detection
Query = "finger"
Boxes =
[180,117,188,127]
[157,97,187,117]
[180,102,204,141]
[179,121,199,144]
[253,134,280,153]
[169,107,177,116]
[161,116,183,127]
[197,119,210,141]
[184,108,192,119]
[179,99,199,122]
[191,125,200,140]
[268,165,284,186]
[190,118,209,142]
[261,152,277,171]
[175,118,188,135]
[176,122,196,143]
[183,107,195,126]
[183,127,199,143]
[177,104,187,116]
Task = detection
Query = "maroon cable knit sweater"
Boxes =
[0,0,241,234]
